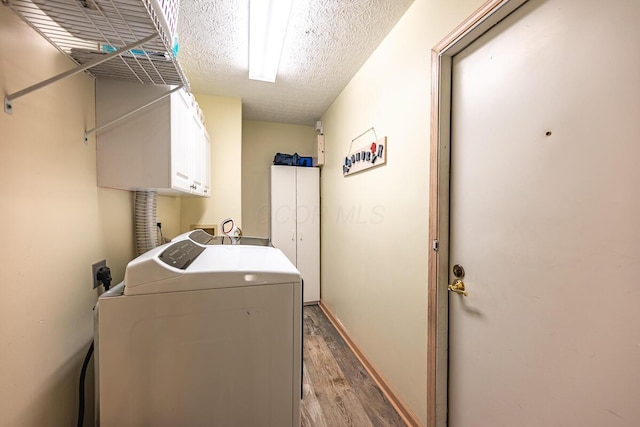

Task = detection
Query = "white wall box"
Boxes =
[316,134,325,166]
[96,78,210,196]
[270,166,320,304]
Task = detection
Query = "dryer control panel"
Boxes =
[158,240,204,270]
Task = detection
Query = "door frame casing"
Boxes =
[426,1,529,425]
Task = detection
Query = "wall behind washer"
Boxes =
[241,120,316,237]
[0,6,135,426]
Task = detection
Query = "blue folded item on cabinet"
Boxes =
[298,157,313,167]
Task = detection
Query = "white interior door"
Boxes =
[448,0,640,425]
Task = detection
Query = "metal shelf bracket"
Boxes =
[4,34,157,115]
[83,85,184,144]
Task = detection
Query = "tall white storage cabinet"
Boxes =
[270,166,320,304]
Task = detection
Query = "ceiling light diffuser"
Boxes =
[249,0,293,82]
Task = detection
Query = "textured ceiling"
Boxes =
[177,0,414,125]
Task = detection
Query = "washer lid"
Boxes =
[124,241,301,296]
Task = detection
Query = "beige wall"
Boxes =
[157,196,182,240]
[179,95,242,235]
[0,7,135,427]
[320,0,485,424]
[241,120,316,237]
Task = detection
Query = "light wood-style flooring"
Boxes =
[301,305,406,427]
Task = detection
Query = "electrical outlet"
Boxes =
[92,259,107,289]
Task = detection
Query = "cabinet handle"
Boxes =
[299,232,303,241]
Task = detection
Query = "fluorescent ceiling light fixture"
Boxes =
[249,0,293,82]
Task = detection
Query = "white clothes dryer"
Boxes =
[95,231,302,427]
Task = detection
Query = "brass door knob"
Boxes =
[448,279,468,297]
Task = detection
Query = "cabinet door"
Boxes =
[295,167,320,303]
[201,131,211,196]
[270,166,297,267]
[170,91,192,193]
[189,109,204,194]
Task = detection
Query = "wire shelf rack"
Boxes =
[5,0,188,88]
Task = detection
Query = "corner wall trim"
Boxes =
[318,301,421,427]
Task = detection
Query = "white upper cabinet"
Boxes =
[96,78,210,196]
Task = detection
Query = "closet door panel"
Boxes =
[270,166,297,267]
[296,167,320,303]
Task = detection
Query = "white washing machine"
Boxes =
[95,231,302,427]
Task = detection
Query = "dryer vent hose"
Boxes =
[134,190,158,256]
